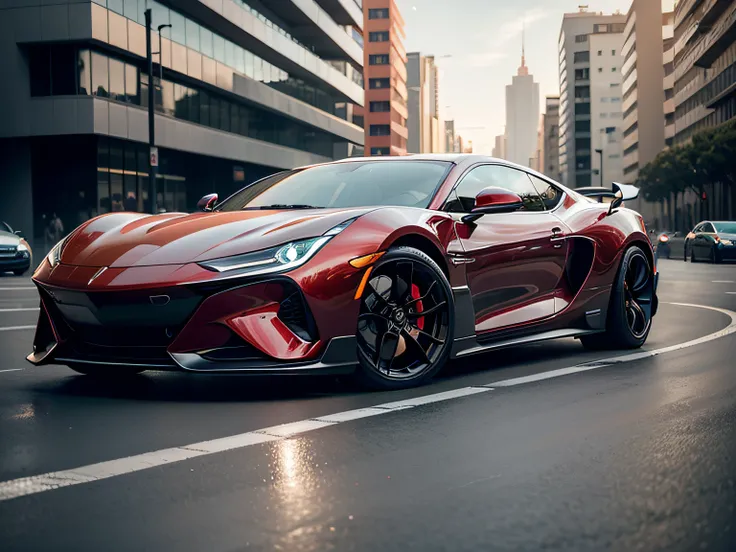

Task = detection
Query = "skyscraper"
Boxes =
[558,9,626,188]
[492,133,507,160]
[363,0,408,156]
[543,96,560,180]
[505,32,540,167]
[407,53,441,153]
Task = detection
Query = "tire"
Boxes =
[13,269,27,276]
[581,246,654,351]
[691,248,698,263]
[66,363,146,377]
[710,246,720,264]
[354,246,454,390]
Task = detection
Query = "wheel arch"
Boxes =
[389,233,450,278]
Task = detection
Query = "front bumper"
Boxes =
[0,255,31,272]
[26,275,359,375]
[717,244,736,261]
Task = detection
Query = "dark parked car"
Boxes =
[0,222,33,275]
[684,221,736,263]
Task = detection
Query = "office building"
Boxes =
[444,120,456,153]
[0,0,365,250]
[407,52,441,153]
[363,0,408,156]
[673,0,736,144]
[542,96,560,180]
[492,133,507,160]
[558,9,626,188]
[505,40,539,167]
[621,0,674,186]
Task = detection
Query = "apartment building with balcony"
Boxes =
[673,0,736,144]
[363,0,408,156]
[0,0,366,250]
[621,0,675,188]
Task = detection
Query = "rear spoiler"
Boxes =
[577,182,640,215]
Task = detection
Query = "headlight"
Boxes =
[17,243,28,252]
[46,239,65,268]
[721,239,733,246]
[199,236,331,274]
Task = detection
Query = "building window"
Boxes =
[575,68,590,80]
[91,51,109,97]
[369,124,391,136]
[575,34,588,43]
[598,67,603,73]
[369,54,389,65]
[597,50,603,56]
[368,8,389,19]
[369,78,390,89]
[369,31,389,42]
[612,67,617,72]
[612,49,616,55]
[370,101,391,112]
[573,51,589,63]
[371,147,390,155]
[574,86,590,99]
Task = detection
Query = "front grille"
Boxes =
[0,245,17,258]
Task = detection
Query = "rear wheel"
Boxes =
[355,246,454,390]
[66,363,146,377]
[13,269,27,276]
[581,246,654,350]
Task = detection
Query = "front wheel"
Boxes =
[581,246,654,350]
[354,246,454,390]
[66,363,146,377]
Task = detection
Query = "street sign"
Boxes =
[150,146,159,167]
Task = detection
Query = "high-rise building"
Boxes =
[621,0,672,186]
[505,35,540,167]
[492,133,507,160]
[363,0,408,156]
[663,9,675,148]
[0,0,365,249]
[407,53,441,153]
[590,29,625,187]
[673,0,736,145]
[558,9,626,188]
[444,120,456,153]
[543,96,560,180]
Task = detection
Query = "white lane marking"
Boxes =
[0,287,36,291]
[0,386,494,502]
[713,280,735,284]
[727,292,736,295]
[0,302,733,503]
[492,303,736,387]
[0,308,39,313]
[0,325,35,332]
[0,369,24,373]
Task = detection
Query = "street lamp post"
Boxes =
[144,9,157,214]
[595,148,603,187]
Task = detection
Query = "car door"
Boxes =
[446,164,570,335]
[694,222,715,259]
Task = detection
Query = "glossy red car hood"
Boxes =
[60,208,373,268]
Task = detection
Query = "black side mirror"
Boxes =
[197,193,218,212]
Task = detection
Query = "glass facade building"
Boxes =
[0,0,364,254]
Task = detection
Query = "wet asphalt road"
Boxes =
[1,259,736,551]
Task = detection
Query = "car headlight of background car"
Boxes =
[198,219,355,276]
[720,239,733,246]
[17,243,30,257]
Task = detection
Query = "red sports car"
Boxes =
[28,155,658,389]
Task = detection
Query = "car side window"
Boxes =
[447,165,546,213]
[702,223,715,233]
[1,222,12,233]
[528,174,564,210]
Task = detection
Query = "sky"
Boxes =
[395,0,636,154]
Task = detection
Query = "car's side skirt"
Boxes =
[451,328,604,359]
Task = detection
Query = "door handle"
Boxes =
[550,227,566,248]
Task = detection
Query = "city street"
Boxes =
[1,259,735,551]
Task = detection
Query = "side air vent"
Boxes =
[278,291,318,342]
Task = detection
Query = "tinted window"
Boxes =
[369,31,389,42]
[528,174,563,210]
[368,8,389,19]
[370,101,391,112]
[714,222,736,233]
[217,161,452,211]
[1,222,12,233]
[448,165,545,213]
[702,223,715,233]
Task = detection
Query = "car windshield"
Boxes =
[714,222,736,233]
[216,160,452,211]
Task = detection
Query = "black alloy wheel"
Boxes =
[581,246,654,350]
[355,246,454,389]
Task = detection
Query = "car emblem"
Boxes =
[149,295,171,306]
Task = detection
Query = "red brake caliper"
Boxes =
[411,283,424,330]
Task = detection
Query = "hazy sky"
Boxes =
[395,0,635,153]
